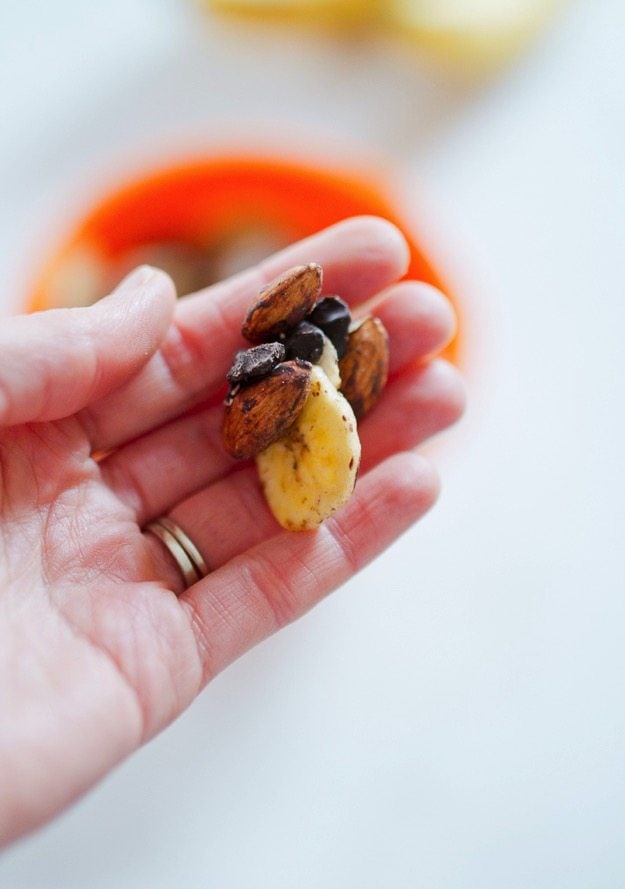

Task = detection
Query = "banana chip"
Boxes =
[256,366,360,531]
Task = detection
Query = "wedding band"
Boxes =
[144,517,209,589]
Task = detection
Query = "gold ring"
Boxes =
[144,517,209,590]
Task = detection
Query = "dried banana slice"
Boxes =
[317,334,341,389]
[256,366,360,531]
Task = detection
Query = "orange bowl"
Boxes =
[28,154,461,365]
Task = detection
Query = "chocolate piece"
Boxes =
[226,342,286,385]
[283,321,325,363]
[308,296,351,358]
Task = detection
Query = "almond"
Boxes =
[338,317,389,419]
[242,263,322,343]
[222,360,312,459]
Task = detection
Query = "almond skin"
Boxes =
[338,317,389,419]
[242,263,323,343]
[222,360,312,459]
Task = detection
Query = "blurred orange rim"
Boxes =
[28,154,461,365]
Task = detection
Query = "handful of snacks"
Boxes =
[222,264,389,530]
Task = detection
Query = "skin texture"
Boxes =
[0,217,465,847]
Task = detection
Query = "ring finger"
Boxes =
[143,359,464,582]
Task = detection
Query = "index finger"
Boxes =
[80,217,409,452]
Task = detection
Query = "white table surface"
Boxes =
[1,1,624,886]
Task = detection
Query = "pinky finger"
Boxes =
[180,451,438,683]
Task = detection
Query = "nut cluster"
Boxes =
[222,262,389,460]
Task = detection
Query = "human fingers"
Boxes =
[101,282,458,523]
[99,403,234,521]
[0,267,175,427]
[139,358,463,577]
[358,281,457,374]
[177,452,438,681]
[81,217,409,452]
[358,360,465,473]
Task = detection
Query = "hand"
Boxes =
[0,217,464,846]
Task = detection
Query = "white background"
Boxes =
[1,1,625,886]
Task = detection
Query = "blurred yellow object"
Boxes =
[208,0,562,68]
[209,0,365,26]
[387,0,563,69]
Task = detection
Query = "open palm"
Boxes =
[0,218,464,846]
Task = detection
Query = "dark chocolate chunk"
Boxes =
[308,296,351,358]
[226,342,286,385]
[283,321,325,363]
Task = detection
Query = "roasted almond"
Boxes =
[241,263,322,343]
[222,360,312,459]
[338,317,389,419]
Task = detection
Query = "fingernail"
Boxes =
[113,265,158,295]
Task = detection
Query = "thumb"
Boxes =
[0,266,176,426]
